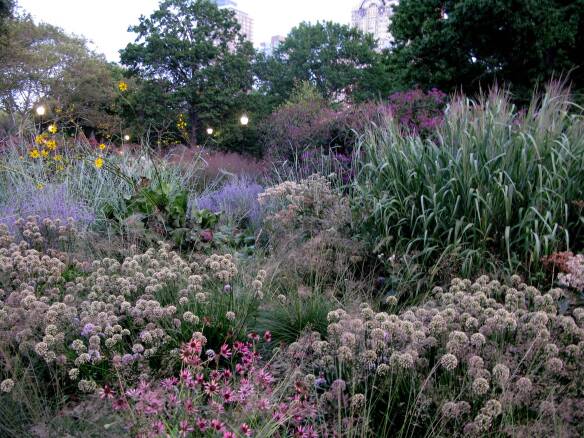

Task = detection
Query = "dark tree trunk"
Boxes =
[188,108,198,147]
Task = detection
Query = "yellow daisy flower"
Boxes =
[118,81,128,92]
[36,183,44,190]
[99,143,106,151]
[48,124,58,134]
[45,139,57,150]
[54,154,63,161]
[41,149,49,158]
[95,156,104,169]
[35,134,46,145]
[29,149,40,159]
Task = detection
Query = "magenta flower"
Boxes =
[263,331,272,343]
[204,380,219,396]
[99,384,115,400]
[210,419,224,431]
[152,420,165,434]
[220,344,232,359]
[178,420,193,437]
[240,423,253,437]
[196,418,208,432]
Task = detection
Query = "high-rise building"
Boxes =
[212,0,254,42]
[259,35,285,56]
[351,1,398,50]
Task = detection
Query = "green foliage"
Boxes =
[255,293,333,345]
[353,85,584,294]
[120,0,255,145]
[115,77,184,148]
[0,17,120,134]
[388,0,584,101]
[257,21,380,104]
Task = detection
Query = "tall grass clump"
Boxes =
[354,85,584,291]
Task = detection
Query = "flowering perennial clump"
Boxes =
[106,333,323,437]
[0,223,265,401]
[283,275,584,436]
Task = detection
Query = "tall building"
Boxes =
[259,35,285,56]
[213,0,254,42]
[351,1,398,50]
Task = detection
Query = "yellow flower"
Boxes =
[45,139,57,150]
[36,183,44,190]
[99,143,106,151]
[29,149,40,159]
[118,81,128,92]
[94,156,104,169]
[54,154,63,161]
[35,134,46,145]
[48,124,58,134]
[56,164,65,172]
[41,149,49,158]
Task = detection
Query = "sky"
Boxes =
[17,0,360,62]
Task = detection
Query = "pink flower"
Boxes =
[211,419,224,431]
[179,420,193,437]
[240,423,253,436]
[200,229,214,242]
[99,384,115,400]
[180,369,193,383]
[161,377,178,391]
[264,331,272,343]
[204,380,219,396]
[222,387,235,403]
[184,398,197,414]
[112,398,128,411]
[152,420,165,434]
[223,432,236,438]
[220,344,232,359]
[296,425,319,438]
[196,418,208,432]
[256,369,274,387]
[247,332,260,342]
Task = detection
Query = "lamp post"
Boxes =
[206,127,214,135]
[240,115,249,126]
[35,105,46,117]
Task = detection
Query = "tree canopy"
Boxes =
[120,0,255,144]
[257,21,381,104]
[0,17,119,134]
[388,0,584,100]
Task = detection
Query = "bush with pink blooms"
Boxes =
[105,332,326,437]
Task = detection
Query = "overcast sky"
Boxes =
[17,0,360,62]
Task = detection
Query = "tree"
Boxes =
[0,0,14,39]
[257,21,380,104]
[0,17,120,134]
[388,0,584,101]
[120,0,255,145]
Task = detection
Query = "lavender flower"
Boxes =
[192,177,263,228]
[0,183,94,233]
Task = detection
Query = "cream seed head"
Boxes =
[0,379,14,393]
[440,353,458,371]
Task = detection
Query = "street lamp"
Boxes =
[206,127,214,135]
[240,115,249,126]
[123,134,130,142]
[35,105,46,117]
